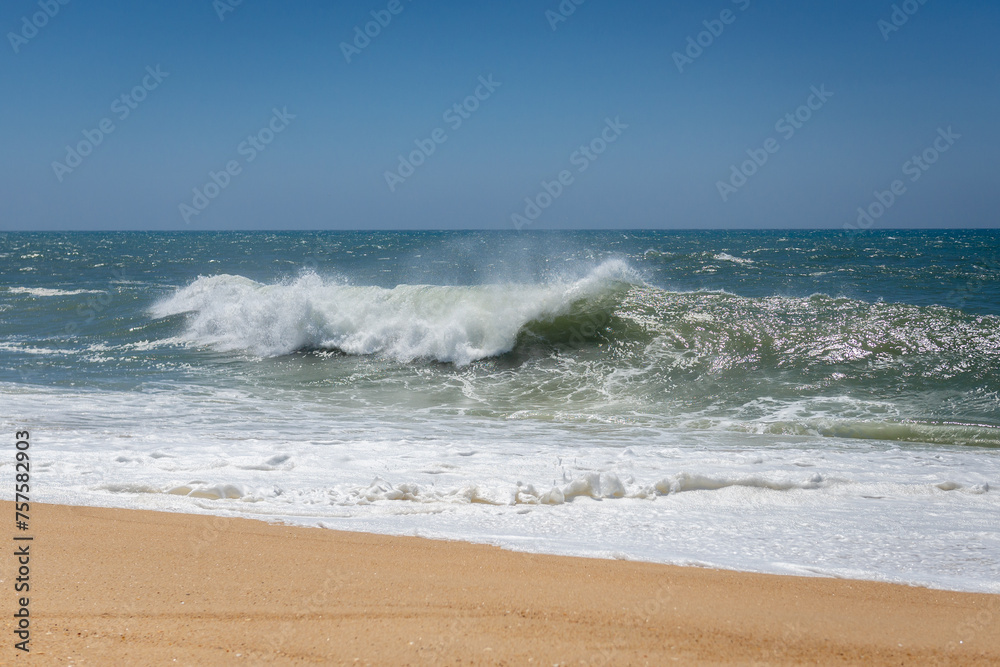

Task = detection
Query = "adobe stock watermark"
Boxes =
[510,117,627,230]
[941,258,999,312]
[845,126,960,234]
[546,0,588,31]
[586,580,676,666]
[51,65,170,183]
[673,0,751,74]
[749,622,807,666]
[213,0,244,22]
[178,107,295,224]
[63,268,129,336]
[878,0,930,41]
[7,0,71,54]
[943,595,1000,659]
[716,84,833,202]
[340,0,414,64]
[384,75,501,192]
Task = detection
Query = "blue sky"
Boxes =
[1,0,997,230]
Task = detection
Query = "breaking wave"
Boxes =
[151,260,640,365]
[150,258,1000,447]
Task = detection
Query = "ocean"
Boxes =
[1,230,998,593]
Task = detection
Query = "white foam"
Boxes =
[4,383,999,594]
[0,343,78,356]
[167,483,245,500]
[151,260,640,365]
[712,253,754,265]
[7,287,105,297]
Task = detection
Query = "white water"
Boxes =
[6,287,105,297]
[4,382,998,594]
[151,260,640,365]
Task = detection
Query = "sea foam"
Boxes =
[152,260,640,365]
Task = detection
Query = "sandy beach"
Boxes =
[0,501,995,665]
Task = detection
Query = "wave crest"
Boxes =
[152,260,640,365]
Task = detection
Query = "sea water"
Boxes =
[1,230,998,592]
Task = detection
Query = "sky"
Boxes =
[0,0,997,231]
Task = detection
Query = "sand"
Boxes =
[1,501,998,665]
